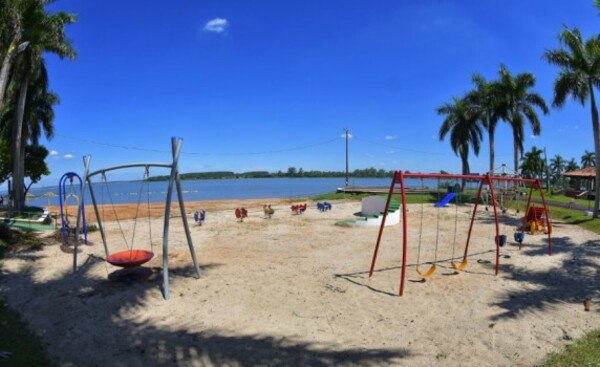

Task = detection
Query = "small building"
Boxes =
[562,167,596,198]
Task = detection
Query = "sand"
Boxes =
[1,198,599,366]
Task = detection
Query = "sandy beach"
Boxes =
[1,198,599,366]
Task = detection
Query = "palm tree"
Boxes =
[438,97,483,179]
[545,27,600,216]
[520,146,545,179]
[466,73,501,174]
[0,1,23,106]
[565,158,579,173]
[495,65,549,175]
[7,0,76,210]
[581,150,596,168]
[549,154,565,187]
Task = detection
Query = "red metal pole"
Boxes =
[535,180,553,256]
[464,177,484,260]
[486,174,501,275]
[369,171,398,277]
[521,182,535,250]
[398,171,408,296]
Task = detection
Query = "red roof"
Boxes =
[562,166,596,178]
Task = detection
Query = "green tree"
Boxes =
[286,167,297,176]
[565,158,580,172]
[581,150,596,168]
[545,27,600,216]
[549,154,566,186]
[5,0,76,211]
[437,97,483,178]
[467,73,501,174]
[520,146,545,179]
[495,65,549,175]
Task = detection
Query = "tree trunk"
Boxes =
[590,86,600,218]
[11,75,29,212]
[0,40,17,105]
[461,147,470,177]
[488,127,495,175]
[513,136,519,177]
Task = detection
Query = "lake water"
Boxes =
[22,177,444,208]
[23,177,377,207]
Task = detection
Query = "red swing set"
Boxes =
[369,171,553,296]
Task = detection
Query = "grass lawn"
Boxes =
[0,194,598,366]
[0,226,53,367]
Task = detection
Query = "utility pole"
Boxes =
[344,128,350,186]
[543,147,550,193]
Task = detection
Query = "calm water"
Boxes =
[23,177,377,207]
[23,177,444,208]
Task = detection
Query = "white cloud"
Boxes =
[63,154,74,160]
[384,135,397,140]
[340,133,353,139]
[204,18,229,33]
[386,150,395,154]
[49,150,59,157]
[366,153,375,158]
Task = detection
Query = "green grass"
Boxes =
[0,299,53,367]
[0,227,53,367]
[540,330,600,367]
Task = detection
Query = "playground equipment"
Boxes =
[369,172,552,296]
[193,209,206,225]
[263,204,274,219]
[73,137,201,300]
[291,204,307,214]
[58,172,87,247]
[235,208,248,222]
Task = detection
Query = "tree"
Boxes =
[495,65,549,175]
[5,0,76,211]
[581,150,596,168]
[520,146,545,179]
[565,158,579,172]
[549,154,566,186]
[438,97,483,178]
[545,27,600,216]
[0,141,49,195]
[466,73,501,174]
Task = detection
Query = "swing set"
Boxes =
[72,138,201,300]
[369,171,553,296]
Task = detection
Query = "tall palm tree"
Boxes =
[0,0,23,106]
[8,0,75,210]
[545,27,600,216]
[495,65,549,175]
[438,97,483,178]
[520,146,545,179]
[549,154,565,186]
[1,60,57,197]
[565,158,579,172]
[466,73,501,174]
[581,150,596,168]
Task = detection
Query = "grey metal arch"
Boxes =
[73,137,201,300]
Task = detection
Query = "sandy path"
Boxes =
[1,199,599,366]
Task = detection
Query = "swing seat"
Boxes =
[106,249,154,268]
[450,258,467,271]
[417,264,436,278]
[514,232,524,244]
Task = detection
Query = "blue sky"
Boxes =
[28,0,600,185]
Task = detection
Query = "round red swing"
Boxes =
[106,249,154,268]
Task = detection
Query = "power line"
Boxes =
[55,133,339,156]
